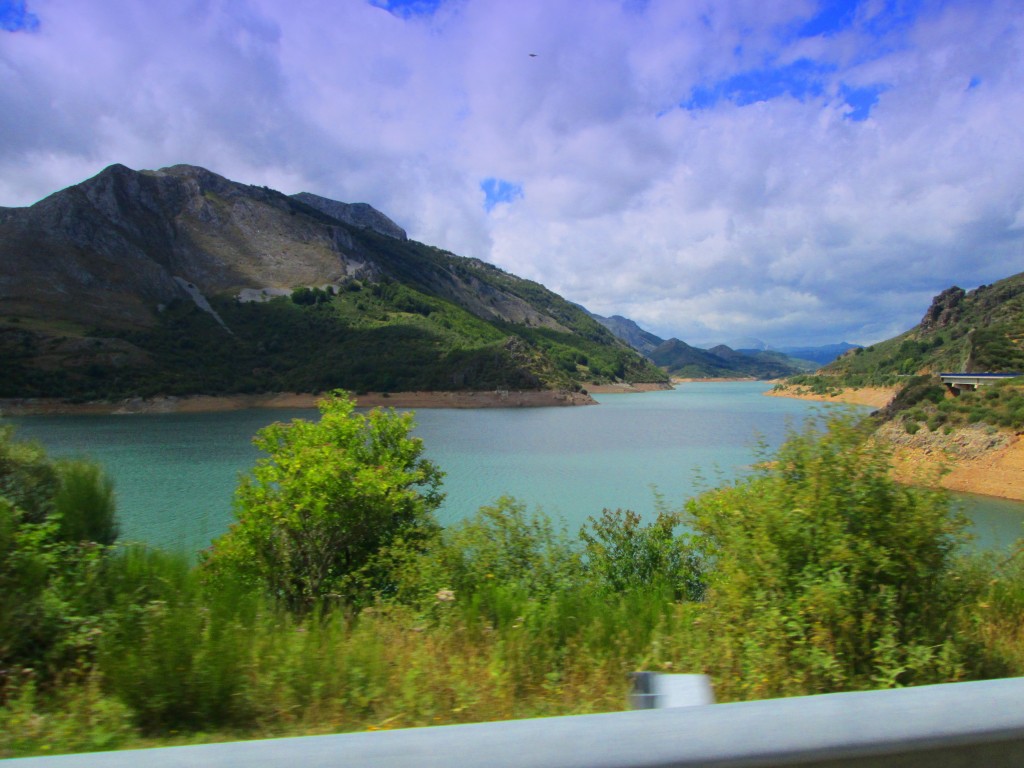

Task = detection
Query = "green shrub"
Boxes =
[685,413,976,699]
[97,548,259,732]
[579,508,704,601]
[0,674,136,758]
[0,429,119,682]
[392,497,582,617]
[52,460,118,545]
[203,392,444,611]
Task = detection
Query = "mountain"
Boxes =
[776,342,861,366]
[714,346,819,376]
[819,273,1024,382]
[712,340,857,366]
[0,164,667,399]
[290,192,408,241]
[589,313,665,355]
[724,337,769,351]
[592,313,816,378]
[647,339,813,379]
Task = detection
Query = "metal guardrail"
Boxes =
[10,677,1024,767]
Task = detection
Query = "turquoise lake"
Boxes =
[6,382,1023,553]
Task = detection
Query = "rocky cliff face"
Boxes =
[919,286,966,332]
[290,192,407,240]
[590,313,664,355]
[0,164,379,328]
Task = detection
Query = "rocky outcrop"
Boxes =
[0,164,380,328]
[920,286,966,332]
[291,192,407,240]
[591,313,665,355]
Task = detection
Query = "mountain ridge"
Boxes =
[591,313,825,378]
[0,164,666,399]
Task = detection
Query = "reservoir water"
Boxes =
[6,382,1023,553]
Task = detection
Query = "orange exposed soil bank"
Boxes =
[764,384,898,408]
[768,385,1024,503]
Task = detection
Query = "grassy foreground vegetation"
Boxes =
[3,396,1024,757]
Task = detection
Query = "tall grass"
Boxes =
[53,459,118,545]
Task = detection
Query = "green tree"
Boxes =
[203,391,444,611]
[686,413,977,699]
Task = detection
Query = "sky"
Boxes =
[2,0,1023,347]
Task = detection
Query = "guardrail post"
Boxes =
[629,671,715,709]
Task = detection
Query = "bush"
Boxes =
[579,508,704,601]
[391,497,582,617]
[685,413,977,699]
[97,548,259,732]
[0,428,119,683]
[53,460,118,546]
[0,674,136,757]
[203,391,444,611]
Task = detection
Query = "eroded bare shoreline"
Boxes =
[0,389,598,416]
[0,380,684,416]
[767,384,1024,503]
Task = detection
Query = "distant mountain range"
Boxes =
[0,164,666,399]
[590,314,851,379]
[772,342,861,366]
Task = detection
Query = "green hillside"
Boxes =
[819,273,1024,385]
[0,266,665,400]
[649,339,815,379]
[780,271,1024,430]
[0,165,667,401]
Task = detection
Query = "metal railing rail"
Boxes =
[10,677,1024,767]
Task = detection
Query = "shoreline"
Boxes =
[763,383,898,408]
[0,389,597,416]
[0,381,683,416]
[584,381,674,394]
[767,384,1024,503]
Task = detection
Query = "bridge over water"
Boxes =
[939,372,1020,393]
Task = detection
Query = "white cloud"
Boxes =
[2,0,1023,346]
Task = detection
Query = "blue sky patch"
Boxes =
[683,58,834,111]
[793,0,859,39]
[841,83,887,120]
[1,0,39,32]
[368,0,444,19]
[480,178,523,212]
